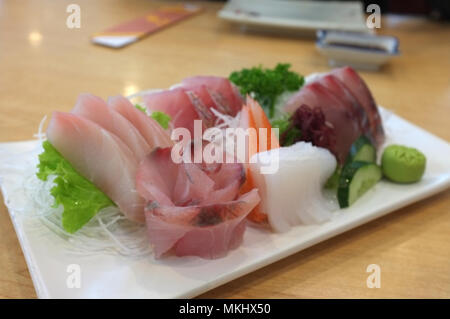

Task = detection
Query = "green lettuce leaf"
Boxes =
[150,111,171,129]
[271,115,302,147]
[135,104,171,129]
[37,141,115,233]
[134,103,147,113]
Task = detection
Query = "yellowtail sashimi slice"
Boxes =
[107,95,173,149]
[71,93,151,161]
[47,112,145,223]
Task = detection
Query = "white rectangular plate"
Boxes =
[218,0,370,33]
[0,108,449,298]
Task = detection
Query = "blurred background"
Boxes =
[210,0,450,19]
[366,0,450,19]
[0,0,449,142]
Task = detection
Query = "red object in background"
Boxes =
[388,0,431,14]
[91,4,202,48]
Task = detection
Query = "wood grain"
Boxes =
[0,0,449,298]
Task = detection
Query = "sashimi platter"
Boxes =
[0,64,449,298]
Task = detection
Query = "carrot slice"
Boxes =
[239,97,279,224]
[246,97,280,150]
[238,104,258,161]
[239,104,258,210]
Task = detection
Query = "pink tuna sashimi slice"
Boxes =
[143,88,199,135]
[107,95,173,149]
[145,189,259,259]
[285,82,361,164]
[284,83,321,114]
[71,93,151,160]
[330,66,384,146]
[47,112,145,223]
[307,83,361,160]
[183,90,216,128]
[317,74,370,135]
[181,83,220,114]
[181,76,244,116]
[136,146,258,258]
[181,82,233,117]
[200,162,246,205]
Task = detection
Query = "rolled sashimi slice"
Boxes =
[172,163,216,206]
[46,112,145,223]
[330,66,384,146]
[71,93,151,160]
[145,189,259,259]
[136,148,215,207]
[136,145,258,258]
[143,88,199,135]
[136,147,244,207]
[202,162,245,205]
[107,95,173,149]
[249,142,337,232]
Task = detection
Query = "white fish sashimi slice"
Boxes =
[71,93,151,161]
[289,142,337,223]
[46,112,145,223]
[107,95,173,149]
[250,142,337,232]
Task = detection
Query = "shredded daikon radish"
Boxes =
[33,115,47,141]
[21,170,151,256]
[211,108,241,129]
[208,109,251,163]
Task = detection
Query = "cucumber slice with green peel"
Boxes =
[338,161,382,208]
[325,166,341,189]
[326,136,376,190]
[346,135,376,164]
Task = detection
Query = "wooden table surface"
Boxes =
[0,0,449,299]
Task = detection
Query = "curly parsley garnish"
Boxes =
[229,63,304,118]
